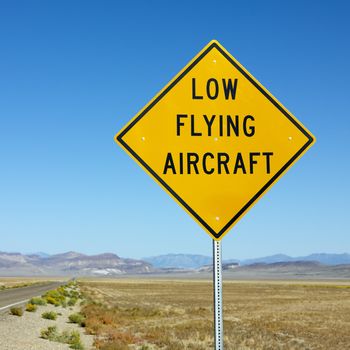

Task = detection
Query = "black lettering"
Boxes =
[219,114,223,136]
[249,152,260,174]
[190,114,202,136]
[233,153,246,174]
[192,78,203,100]
[243,115,255,137]
[179,152,183,174]
[227,115,239,137]
[218,153,230,174]
[262,152,273,174]
[163,153,176,174]
[206,78,219,100]
[176,114,187,136]
[187,153,199,174]
[222,78,238,100]
[202,153,215,174]
[203,115,215,136]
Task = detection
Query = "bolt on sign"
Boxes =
[115,40,315,240]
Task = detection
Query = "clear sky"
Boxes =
[0,0,349,260]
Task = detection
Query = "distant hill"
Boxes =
[239,254,293,265]
[222,261,350,279]
[27,252,51,258]
[0,251,154,276]
[298,253,350,266]
[143,254,213,269]
[143,253,350,269]
[240,253,350,266]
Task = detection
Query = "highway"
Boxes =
[0,281,65,312]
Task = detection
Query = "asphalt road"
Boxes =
[0,281,65,312]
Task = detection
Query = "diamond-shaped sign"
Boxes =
[115,40,315,240]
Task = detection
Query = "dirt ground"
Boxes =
[80,279,350,350]
[0,286,94,350]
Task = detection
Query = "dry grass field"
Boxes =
[79,279,350,350]
[0,277,62,290]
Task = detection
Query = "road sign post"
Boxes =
[114,40,315,348]
[213,239,223,349]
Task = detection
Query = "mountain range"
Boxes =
[0,251,350,277]
[0,251,153,276]
[143,253,350,268]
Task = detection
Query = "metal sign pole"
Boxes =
[213,239,223,349]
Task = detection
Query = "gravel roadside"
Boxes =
[0,302,94,350]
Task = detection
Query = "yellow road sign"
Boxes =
[115,40,315,240]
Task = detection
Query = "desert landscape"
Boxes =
[1,253,350,349]
[78,279,350,350]
[1,275,350,349]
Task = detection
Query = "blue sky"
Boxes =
[0,0,349,260]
